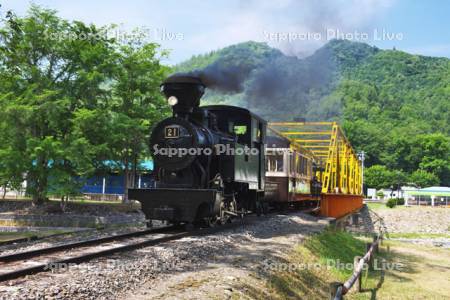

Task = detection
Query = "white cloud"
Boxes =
[0,0,397,62]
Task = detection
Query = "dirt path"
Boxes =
[347,240,450,299]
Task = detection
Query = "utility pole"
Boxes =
[358,151,365,195]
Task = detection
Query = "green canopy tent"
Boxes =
[407,186,450,206]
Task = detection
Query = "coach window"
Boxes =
[266,155,272,171]
[277,154,284,172]
[296,155,301,174]
[267,153,284,172]
[300,156,306,175]
[289,152,295,174]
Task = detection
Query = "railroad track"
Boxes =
[0,221,245,282]
[0,225,188,282]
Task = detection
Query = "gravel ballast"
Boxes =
[0,212,326,300]
[373,206,450,234]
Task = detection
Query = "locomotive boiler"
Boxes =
[128,75,267,226]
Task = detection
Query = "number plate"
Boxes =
[165,126,180,138]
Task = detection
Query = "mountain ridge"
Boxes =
[174,39,450,184]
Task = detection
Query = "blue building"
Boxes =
[80,160,154,196]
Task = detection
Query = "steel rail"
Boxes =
[0,226,176,263]
[0,220,245,282]
[0,229,186,282]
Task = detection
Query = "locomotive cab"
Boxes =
[203,105,266,191]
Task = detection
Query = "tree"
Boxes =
[364,165,407,190]
[0,109,26,199]
[409,170,440,188]
[107,42,170,202]
[364,165,392,190]
[0,147,25,199]
[415,134,450,185]
[0,5,116,204]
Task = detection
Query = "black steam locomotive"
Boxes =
[128,75,267,226]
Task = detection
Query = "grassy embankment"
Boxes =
[0,229,72,243]
[241,229,450,299]
[0,198,142,239]
[1,197,141,212]
[1,197,128,206]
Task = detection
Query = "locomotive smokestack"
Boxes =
[161,75,205,115]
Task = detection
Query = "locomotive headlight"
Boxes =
[167,96,178,106]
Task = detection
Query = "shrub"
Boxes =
[396,198,405,205]
[386,198,397,208]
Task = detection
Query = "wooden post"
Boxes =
[366,243,373,268]
[354,257,362,292]
[329,282,343,299]
[373,236,379,253]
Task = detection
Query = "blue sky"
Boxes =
[1,0,449,64]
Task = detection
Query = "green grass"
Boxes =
[388,232,450,239]
[366,202,386,210]
[239,229,388,299]
[303,229,370,280]
[0,231,36,242]
[2,197,141,212]
[240,229,450,299]
[366,202,411,211]
[3,197,123,205]
[0,229,73,242]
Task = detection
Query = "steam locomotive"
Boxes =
[128,75,321,227]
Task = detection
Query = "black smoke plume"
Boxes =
[171,40,377,120]
[176,60,253,93]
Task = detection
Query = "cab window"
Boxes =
[266,153,284,172]
[234,125,247,135]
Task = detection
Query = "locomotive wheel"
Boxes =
[217,199,235,225]
[279,202,289,213]
[185,223,195,231]
[255,200,262,216]
[203,217,218,227]
[146,220,153,228]
[218,203,227,225]
[208,218,218,227]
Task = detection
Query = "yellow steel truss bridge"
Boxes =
[268,122,362,196]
